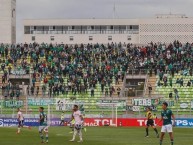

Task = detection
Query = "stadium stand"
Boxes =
[1,40,193,115]
[142,41,193,114]
[0,42,128,114]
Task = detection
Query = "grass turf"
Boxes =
[0,127,193,145]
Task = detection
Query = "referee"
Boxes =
[145,107,159,138]
[60,112,65,126]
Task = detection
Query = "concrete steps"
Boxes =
[145,75,157,96]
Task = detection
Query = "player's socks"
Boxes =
[71,130,77,141]
[156,133,159,138]
[79,131,83,141]
[40,133,44,142]
[154,128,158,134]
[46,134,48,143]
[153,128,159,137]
[171,139,174,145]
[160,140,162,145]
[17,128,21,133]
[145,128,149,136]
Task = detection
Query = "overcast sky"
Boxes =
[16,0,193,42]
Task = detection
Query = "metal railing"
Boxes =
[127,69,148,76]
[120,73,127,98]
[143,73,149,97]
[0,96,193,118]
[122,89,144,98]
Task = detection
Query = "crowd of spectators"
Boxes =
[0,42,129,99]
[1,40,193,99]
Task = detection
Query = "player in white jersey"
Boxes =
[69,105,84,142]
[17,108,31,134]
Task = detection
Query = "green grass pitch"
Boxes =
[0,127,193,145]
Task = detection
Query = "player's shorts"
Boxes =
[74,124,82,130]
[39,126,49,133]
[146,119,154,126]
[18,120,24,127]
[161,124,173,133]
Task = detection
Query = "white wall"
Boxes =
[23,19,140,44]
[23,19,140,26]
[11,0,16,43]
[23,17,193,44]
[0,0,16,43]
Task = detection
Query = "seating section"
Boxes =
[155,73,193,112]
[0,43,127,107]
[2,40,193,115]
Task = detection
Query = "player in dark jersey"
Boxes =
[157,102,175,145]
[145,107,159,138]
[39,107,49,143]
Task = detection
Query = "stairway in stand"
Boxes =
[145,74,157,97]
[112,78,124,98]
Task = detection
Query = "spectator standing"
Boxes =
[16,89,20,100]
[173,88,179,103]
[36,86,39,97]
[148,84,152,97]
[117,87,121,97]
[91,87,94,97]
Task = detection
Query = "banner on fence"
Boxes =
[191,100,193,109]
[54,99,126,111]
[0,100,3,108]
[27,98,84,111]
[4,100,24,108]
[96,100,126,110]
[180,102,189,109]
[159,100,175,107]
[143,106,157,111]
[126,105,133,111]
[132,106,140,112]
[132,98,159,106]
[28,98,55,106]
[126,105,157,112]
[11,69,26,75]
[55,98,85,111]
